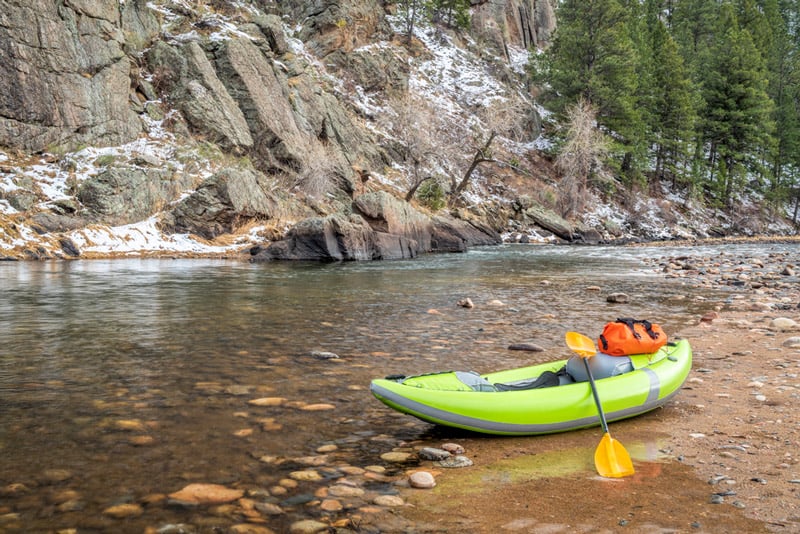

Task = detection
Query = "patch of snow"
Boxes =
[0,200,18,215]
[68,217,238,255]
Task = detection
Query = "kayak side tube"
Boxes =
[369,339,692,436]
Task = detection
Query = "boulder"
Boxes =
[165,167,275,239]
[354,192,433,251]
[523,203,575,241]
[431,216,501,252]
[255,213,384,261]
[77,167,174,225]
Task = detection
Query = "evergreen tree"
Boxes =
[427,0,471,30]
[645,15,698,184]
[699,4,775,207]
[533,0,643,179]
[760,0,800,205]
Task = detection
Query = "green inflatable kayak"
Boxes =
[370,339,692,435]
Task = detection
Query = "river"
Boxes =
[0,243,791,532]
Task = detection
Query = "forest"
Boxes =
[529,0,800,222]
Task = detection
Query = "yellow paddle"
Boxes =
[565,331,635,478]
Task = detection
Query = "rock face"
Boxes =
[0,0,563,260]
[472,0,556,51]
[165,168,277,239]
[253,192,501,261]
[0,0,158,152]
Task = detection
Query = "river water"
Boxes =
[0,243,790,532]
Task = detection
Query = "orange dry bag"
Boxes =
[597,318,668,356]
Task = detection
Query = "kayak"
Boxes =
[370,338,692,436]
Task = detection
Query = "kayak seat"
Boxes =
[454,371,497,392]
[494,366,573,391]
[565,353,633,382]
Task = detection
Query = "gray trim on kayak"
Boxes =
[370,372,678,435]
[641,367,660,405]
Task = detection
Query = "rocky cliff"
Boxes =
[0,1,791,261]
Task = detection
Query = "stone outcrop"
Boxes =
[472,0,556,52]
[252,192,501,262]
[77,167,177,226]
[0,0,158,152]
[164,167,277,239]
[147,40,254,153]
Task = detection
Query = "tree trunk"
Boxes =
[449,131,497,204]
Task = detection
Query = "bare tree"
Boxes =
[380,92,439,201]
[396,0,426,44]
[555,99,608,217]
[446,96,528,205]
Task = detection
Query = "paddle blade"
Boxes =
[595,433,635,478]
[565,331,597,358]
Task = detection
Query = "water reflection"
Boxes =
[0,244,788,530]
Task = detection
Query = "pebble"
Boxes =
[289,519,329,533]
[310,351,339,360]
[436,455,473,468]
[373,494,404,507]
[418,447,451,461]
[327,484,365,498]
[457,298,474,308]
[248,397,287,407]
[441,443,465,454]
[380,452,412,463]
[770,317,797,330]
[102,503,143,518]
[167,483,245,505]
[300,403,335,411]
[289,470,323,482]
[782,337,800,348]
[408,471,436,489]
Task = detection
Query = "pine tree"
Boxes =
[534,0,642,179]
[645,15,698,184]
[759,0,800,205]
[699,4,775,207]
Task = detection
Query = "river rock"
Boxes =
[436,455,473,468]
[248,397,287,406]
[289,519,329,534]
[408,471,436,489]
[374,494,405,507]
[606,292,629,303]
[229,524,277,534]
[441,443,466,455]
[328,484,365,498]
[311,351,339,360]
[508,343,544,352]
[289,470,323,482]
[418,447,451,461]
[770,317,797,331]
[167,483,244,505]
[102,503,143,518]
[782,337,800,348]
[381,451,412,463]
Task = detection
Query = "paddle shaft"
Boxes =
[582,357,610,434]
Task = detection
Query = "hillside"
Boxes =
[0,0,795,261]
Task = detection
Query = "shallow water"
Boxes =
[0,243,790,531]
